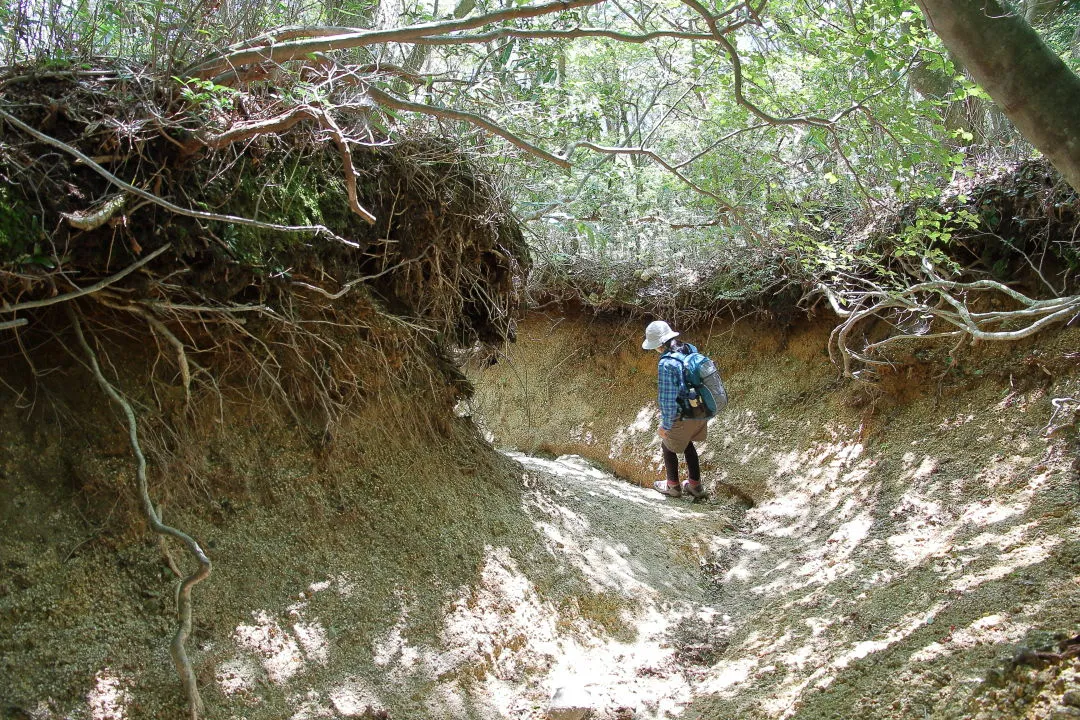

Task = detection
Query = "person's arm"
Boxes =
[657,359,680,431]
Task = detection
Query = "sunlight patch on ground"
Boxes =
[961,498,1026,526]
[360,544,704,718]
[509,452,706,518]
[949,536,1061,593]
[234,610,306,683]
[610,405,657,460]
[753,439,873,539]
[216,654,264,697]
[570,422,598,446]
[287,682,388,719]
[224,576,341,696]
[373,603,423,669]
[909,613,1031,662]
[328,679,388,717]
[686,409,1074,720]
[87,669,131,720]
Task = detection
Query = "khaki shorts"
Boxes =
[662,417,708,453]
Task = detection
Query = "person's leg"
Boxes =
[682,424,708,498]
[684,442,700,483]
[663,446,680,486]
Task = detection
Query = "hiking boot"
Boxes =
[682,480,707,499]
[653,480,682,498]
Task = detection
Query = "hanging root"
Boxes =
[67,306,211,720]
[820,259,1080,379]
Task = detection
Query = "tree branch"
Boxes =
[186,0,607,79]
[562,140,735,211]
[0,318,29,331]
[415,26,717,44]
[365,85,571,168]
[2,244,172,315]
[678,0,832,128]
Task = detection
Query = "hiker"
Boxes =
[642,320,709,499]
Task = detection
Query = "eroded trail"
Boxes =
[502,451,737,718]
[492,431,1080,720]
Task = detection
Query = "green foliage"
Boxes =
[1036,1,1080,74]
[174,77,239,115]
[0,186,45,265]
[198,156,330,270]
[893,206,978,269]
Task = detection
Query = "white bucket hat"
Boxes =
[642,320,679,350]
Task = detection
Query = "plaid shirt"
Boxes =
[657,342,697,430]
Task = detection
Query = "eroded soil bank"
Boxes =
[467,311,1080,719]
[2,308,1079,720]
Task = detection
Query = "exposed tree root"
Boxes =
[68,306,212,720]
[821,259,1080,378]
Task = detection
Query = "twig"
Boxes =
[67,307,211,720]
[0,318,29,330]
[186,0,606,78]
[2,244,171,314]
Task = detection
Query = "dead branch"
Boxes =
[191,104,376,223]
[365,86,570,169]
[1,318,29,331]
[1,244,171,315]
[186,0,606,79]
[67,307,211,720]
[0,108,348,241]
[314,109,378,223]
[195,105,321,150]
[61,194,127,231]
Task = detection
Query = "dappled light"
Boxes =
[87,670,131,720]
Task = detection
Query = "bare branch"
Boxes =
[186,0,607,79]
[2,244,172,315]
[0,318,29,331]
[678,0,832,128]
[415,26,717,44]
[314,108,378,223]
[196,105,321,150]
[365,85,571,168]
[0,108,348,241]
[563,140,735,211]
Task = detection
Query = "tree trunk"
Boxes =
[915,0,1080,192]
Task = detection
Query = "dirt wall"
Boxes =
[466,312,849,506]
[468,310,1080,720]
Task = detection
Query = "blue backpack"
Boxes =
[669,349,729,417]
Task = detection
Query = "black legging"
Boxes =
[663,442,700,485]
